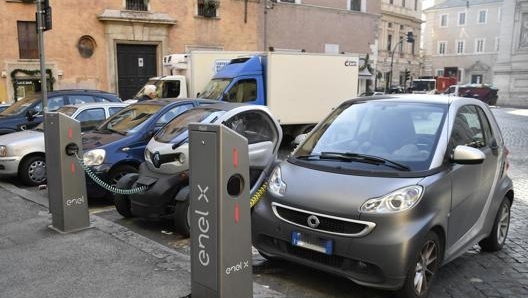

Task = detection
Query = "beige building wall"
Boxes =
[0,0,260,102]
[264,2,380,54]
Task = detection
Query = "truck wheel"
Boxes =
[19,155,47,186]
[397,232,441,298]
[114,173,139,218]
[479,197,511,252]
[174,197,190,237]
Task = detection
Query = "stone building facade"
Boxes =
[377,0,423,91]
[494,0,528,106]
[0,0,380,102]
[422,0,503,86]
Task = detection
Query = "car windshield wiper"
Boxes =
[297,152,411,171]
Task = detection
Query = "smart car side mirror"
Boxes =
[452,145,485,164]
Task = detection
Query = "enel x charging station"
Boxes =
[189,123,253,298]
[44,112,90,233]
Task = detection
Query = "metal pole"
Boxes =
[389,38,404,92]
[36,0,48,111]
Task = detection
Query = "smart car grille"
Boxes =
[271,202,375,237]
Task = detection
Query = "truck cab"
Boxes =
[198,56,265,106]
[131,76,188,101]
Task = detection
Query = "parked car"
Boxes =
[0,102,128,186]
[445,84,499,105]
[113,102,283,236]
[81,98,216,200]
[251,94,514,298]
[0,89,122,135]
[0,104,10,113]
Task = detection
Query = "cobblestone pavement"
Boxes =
[426,107,528,298]
[252,106,528,298]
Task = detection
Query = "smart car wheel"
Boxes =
[398,232,441,298]
[479,197,511,252]
[114,173,139,218]
[19,155,47,186]
[173,197,190,237]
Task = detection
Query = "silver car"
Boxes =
[0,102,128,186]
[251,94,513,298]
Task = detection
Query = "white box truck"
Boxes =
[198,52,360,140]
[131,51,257,101]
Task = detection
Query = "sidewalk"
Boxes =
[0,181,285,298]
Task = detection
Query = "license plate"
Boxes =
[291,231,333,255]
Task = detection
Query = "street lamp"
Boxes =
[387,32,414,92]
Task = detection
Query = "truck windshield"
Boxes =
[133,79,160,99]
[198,79,231,100]
[412,80,436,92]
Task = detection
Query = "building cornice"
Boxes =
[98,9,176,25]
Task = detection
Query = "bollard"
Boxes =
[189,123,253,298]
[44,112,90,233]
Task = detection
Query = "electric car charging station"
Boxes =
[44,112,90,233]
[189,123,253,298]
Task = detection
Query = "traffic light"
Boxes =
[43,0,52,31]
[405,70,410,82]
[406,32,414,43]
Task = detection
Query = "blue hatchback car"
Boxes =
[0,89,122,135]
[81,98,215,199]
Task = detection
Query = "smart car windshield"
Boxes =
[154,107,226,143]
[294,100,447,171]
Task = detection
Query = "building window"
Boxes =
[198,0,219,18]
[456,40,465,54]
[349,0,361,11]
[415,0,418,11]
[17,21,38,59]
[387,34,392,51]
[402,0,406,8]
[495,37,500,52]
[390,0,394,4]
[399,36,404,53]
[478,10,487,24]
[440,14,448,27]
[458,12,466,26]
[436,69,444,76]
[400,24,404,30]
[475,38,485,53]
[388,22,392,28]
[126,0,148,11]
[438,41,447,55]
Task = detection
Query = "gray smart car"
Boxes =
[251,94,514,298]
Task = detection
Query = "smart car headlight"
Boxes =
[83,149,106,166]
[0,145,7,157]
[360,185,423,213]
[268,166,286,196]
